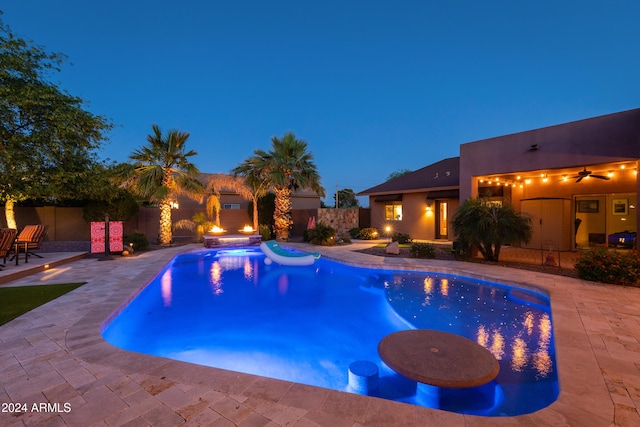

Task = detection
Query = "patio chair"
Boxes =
[0,228,17,269]
[12,224,48,263]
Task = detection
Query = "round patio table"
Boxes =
[378,329,499,389]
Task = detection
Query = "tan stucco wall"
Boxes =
[368,193,459,241]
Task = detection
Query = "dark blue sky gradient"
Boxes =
[3,1,639,204]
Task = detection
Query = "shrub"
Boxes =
[452,239,471,260]
[338,234,352,244]
[392,232,412,244]
[451,198,532,262]
[123,232,150,251]
[358,227,380,240]
[259,224,272,241]
[306,222,337,246]
[349,227,360,239]
[575,247,640,286]
[82,191,139,222]
[410,242,436,259]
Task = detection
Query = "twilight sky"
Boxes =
[3,1,639,205]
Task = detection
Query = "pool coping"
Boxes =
[64,244,619,426]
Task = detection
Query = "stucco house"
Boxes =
[357,157,461,241]
[359,108,640,250]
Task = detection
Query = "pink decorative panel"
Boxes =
[90,221,124,253]
[90,222,105,254]
[109,221,123,252]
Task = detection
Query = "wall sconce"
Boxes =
[426,202,432,212]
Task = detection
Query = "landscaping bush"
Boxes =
[338,234,351,244]
[575,247,640,286]
[259,224,272,241]
[306,222,337,246]
[349,227,361,239]
[123,232,150,251]
[410,242,436,259]
[392,232,412,244]
[451,198,531,262]
[452,239,471,260]
[358,227,380,240]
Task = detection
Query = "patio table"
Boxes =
[378,329,499,405]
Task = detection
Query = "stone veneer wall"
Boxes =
[317,208,359,237]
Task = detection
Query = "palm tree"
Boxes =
[204,174,254,228]
[233,132,325,240]
[451,198,532,262]
[174,212,215,242]
[230,159,272,232]
[123,124,203,245]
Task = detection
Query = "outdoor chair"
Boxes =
[12,224,48,263]
[0,228,18,269]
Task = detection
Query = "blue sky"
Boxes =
[3,1,639,206]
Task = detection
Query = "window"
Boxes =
[385,203,403,221]
[223,203,241,209]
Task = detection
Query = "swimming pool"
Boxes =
[102,247,559,416]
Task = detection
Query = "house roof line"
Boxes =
[358,157,460,196]
[361,185,459,197]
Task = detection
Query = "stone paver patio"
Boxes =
[1,242,639,426]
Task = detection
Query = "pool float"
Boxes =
[260,240,320,266]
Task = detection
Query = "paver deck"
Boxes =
[1,242,639,426]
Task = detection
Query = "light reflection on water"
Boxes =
[384,270,555,381]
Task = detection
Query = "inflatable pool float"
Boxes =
[260,240,321,266]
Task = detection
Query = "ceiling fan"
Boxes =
[573,167,610,183]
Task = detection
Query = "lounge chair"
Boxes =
[12,225,48,264]
[0,228,17,269]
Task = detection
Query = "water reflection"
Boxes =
[160,270,172,307]
[511,337,528,371]
[208,255,257,295]
[534,313,553,377]
[243,258,253,280]
[386,273,554,379]
[210,261,223,295]
[475,310,552,377]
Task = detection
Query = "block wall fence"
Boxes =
[1,206,371,243]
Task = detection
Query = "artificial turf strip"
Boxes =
[0,283,86,326]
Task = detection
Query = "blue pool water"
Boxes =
[102,247,559,416]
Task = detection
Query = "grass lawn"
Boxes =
[373,243,412,248]
[0,283,85,326]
